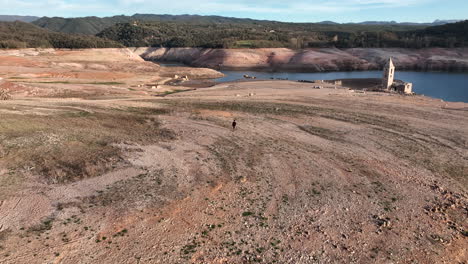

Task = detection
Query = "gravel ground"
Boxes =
[0,67,467,263]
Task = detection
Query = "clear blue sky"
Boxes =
[2,0,467,23]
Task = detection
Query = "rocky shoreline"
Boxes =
[132,47,468,72]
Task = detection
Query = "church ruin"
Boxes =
[382,58,395,89]
[382,58,413,94]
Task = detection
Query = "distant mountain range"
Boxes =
[0,14,463,34]
[351,20,462,26]
[316,20,462,26]
[0,15,40,23]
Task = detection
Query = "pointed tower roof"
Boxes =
[386,58,395,68]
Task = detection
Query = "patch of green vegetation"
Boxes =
[308,188,321,196]
[181,240,200,257]
[113,229,128,237]
[28,217,54,233]
[242,211,254,217]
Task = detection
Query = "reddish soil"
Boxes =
[0,56,44,67]
[0,49,466,263]
[0,48,223,98]
[0,80,466,263]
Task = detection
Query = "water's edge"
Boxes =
[157,62,468,103]
[218,70,468,103]
[135,47,468,73]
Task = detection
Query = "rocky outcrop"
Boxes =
[132,47,468,72]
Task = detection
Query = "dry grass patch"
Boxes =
[0,106,175,183]
[168,100,410,131]
[297,125,346,143]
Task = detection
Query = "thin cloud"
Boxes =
[115,0,435,15]
[0,0,447,20]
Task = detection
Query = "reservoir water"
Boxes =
[157,63,468,103]
[215,70,468,103]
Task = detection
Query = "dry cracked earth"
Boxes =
[0,53,467,264]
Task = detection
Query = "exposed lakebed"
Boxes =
[159,63,468,103]
[216,71,468,103]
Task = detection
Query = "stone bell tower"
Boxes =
[382,58,395,89]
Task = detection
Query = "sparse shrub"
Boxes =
[242,211,254,217]
[0,89,11,100]
[28,218,54,233]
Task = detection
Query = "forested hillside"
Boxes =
[31,14,464,37]
[416,20,468,47]
[97,20,468,49]
[32,16,132,35]
[2,14,466,49]
[32,14,273,35]
[0,21,123,49]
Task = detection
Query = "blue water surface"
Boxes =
[158,62,468,102]
[215,70,468,103]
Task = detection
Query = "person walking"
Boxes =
[232,119,237,131]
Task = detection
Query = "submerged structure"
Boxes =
[382,58,413,94]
